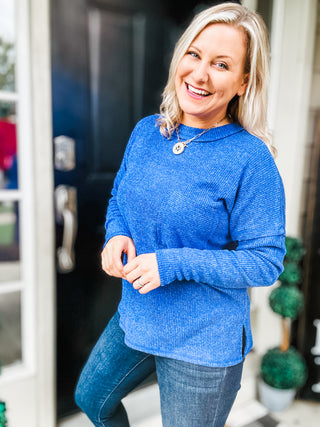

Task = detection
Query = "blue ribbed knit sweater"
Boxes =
[104,115,286,367]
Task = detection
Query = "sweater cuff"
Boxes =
[156,249,181,286]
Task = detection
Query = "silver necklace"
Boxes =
[172,116,227,155]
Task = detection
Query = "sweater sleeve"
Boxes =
[155,145,286,289]
[104,123,139,245]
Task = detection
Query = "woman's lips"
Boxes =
[185,82,212,99]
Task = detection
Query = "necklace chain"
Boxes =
[173,115,227,155]
[176,127,211,146]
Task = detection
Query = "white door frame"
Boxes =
[30,0,56,424]
[0,0,55,425]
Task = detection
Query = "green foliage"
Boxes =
[269,237,305,319]
[261,347,307,390]
[284,237,305,263]
[262,237,308,393]
[0,36,15,119]
[278,262,302,286]
[0,37,15,92]
[269,286,304,319]
[0,401,7,427]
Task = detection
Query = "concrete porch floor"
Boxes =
[59,382,320,427]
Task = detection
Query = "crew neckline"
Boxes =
[175,122,243,142]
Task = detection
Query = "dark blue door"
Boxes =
[51,0,176,418]
[51,0,231,418]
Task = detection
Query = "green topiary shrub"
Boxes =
[260,236,308,399]
[0,401,7,427]
[284,237,305,263]
[269,286,304,319]
[278,262,302,286]
[261,347,307,390]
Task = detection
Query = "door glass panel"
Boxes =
[0,101,18,190]
[0,0,16,92]
[0,291,22,366]
[88,8,135,173]
[0,201,20,265]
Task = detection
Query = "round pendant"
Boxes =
[173,142,185,155]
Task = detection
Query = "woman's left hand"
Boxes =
[123,253,161,294]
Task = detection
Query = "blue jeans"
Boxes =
[75,311,243,427]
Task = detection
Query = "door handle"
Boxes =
[54,135,76,171]
[311,320,320,394]
[55,185,77,273]
[311,319,320,356]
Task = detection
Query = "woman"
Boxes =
[75,3,286,426]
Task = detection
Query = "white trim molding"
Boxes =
[0,0,55,425]
[17,0,37,378]
[0,91,19,102]
[269,0,318,236]
[29,0,56,423]
[29,0,56,427]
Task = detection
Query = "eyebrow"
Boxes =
[215,55,233,61]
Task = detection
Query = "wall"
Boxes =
[270,0,317,237]
[303,0,320,217]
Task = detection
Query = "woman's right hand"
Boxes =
[101,235,136,278]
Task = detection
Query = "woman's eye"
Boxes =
[216,62,228,70]
[187,51,199,59]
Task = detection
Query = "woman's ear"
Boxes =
[237,73,249,97]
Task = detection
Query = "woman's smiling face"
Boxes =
[175,23,249,128]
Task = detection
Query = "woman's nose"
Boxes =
[192,61,209,83]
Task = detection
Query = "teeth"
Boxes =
[187,84,210,96]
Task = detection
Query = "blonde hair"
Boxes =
[158,2,275,155]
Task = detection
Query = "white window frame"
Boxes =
[0,0,36,381]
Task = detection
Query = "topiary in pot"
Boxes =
[259,237,308,411]
[261,347,307,390]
